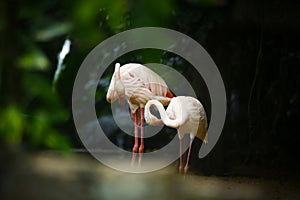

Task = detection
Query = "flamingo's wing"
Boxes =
[125,64,173,98]
[186,97,208,143]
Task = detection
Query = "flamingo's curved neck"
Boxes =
[147,100,181,128]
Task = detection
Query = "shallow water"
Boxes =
[1,151,299,200]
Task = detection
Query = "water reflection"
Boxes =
[3,151,294,200]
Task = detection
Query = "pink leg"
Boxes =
[184,138,194,173]
[139,108,144,153]
[179,138,183,173]
[132,112,139,153]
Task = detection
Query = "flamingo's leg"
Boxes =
[132,112,139,153]
[179,138,183,173]
[184,137,194,173]
[139,108,144,153]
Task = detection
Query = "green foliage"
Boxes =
[0,71,70,150]
[18,43,50,71]
[27,110,70,150]
[0,106,24,145]
[130,0,175,27]
[34,22,72,42]
[0,0,175,150]
[0,0,75,150]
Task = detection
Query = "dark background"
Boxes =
[1,0,299,196]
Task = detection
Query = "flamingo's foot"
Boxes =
[138,145,144,153]
[184,165,189,174]
[132,145,138,153]
[179,166,183,173]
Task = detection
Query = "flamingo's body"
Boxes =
[145,96,207,173]
[106,63,173,155]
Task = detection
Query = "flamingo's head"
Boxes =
[144,101,164,126]
[106,63,125,104]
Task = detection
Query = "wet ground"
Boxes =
[1,150,299,200]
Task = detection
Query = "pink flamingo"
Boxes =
[106,63,173,157]
[145,96,208,173]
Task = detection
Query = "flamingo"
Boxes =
[144,96,208,173]
[106,63,173,157]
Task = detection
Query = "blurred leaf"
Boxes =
[0,104,70,150]
[73,0,128,29]
[186,0,225,6]
[104,0,128,30]
[28,111,48,146]
[23,73,60,106]
[23,72,69,122]
[0,106,24,145]
[27,111,70,150]
[34,22,72,42]
[18,46,50,71]
[44,130,70,151]
[130,0,175,27]
[71,0,106,47]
